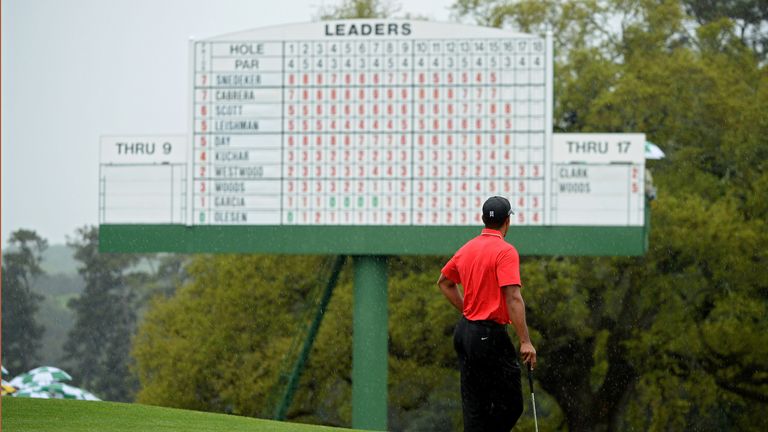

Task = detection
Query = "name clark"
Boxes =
[325,22,411,36]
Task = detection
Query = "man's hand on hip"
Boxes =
[520,341,537,370]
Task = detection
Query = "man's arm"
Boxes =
[437,273,463,313]
[502,284,537,369]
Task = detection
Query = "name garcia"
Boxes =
[325,22,412,37]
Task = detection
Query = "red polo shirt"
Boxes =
[441,228,521,324]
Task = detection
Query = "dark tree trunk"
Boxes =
[532,264,640,432]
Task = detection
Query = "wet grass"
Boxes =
[1,397,357,432]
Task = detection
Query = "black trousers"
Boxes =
[454,316,523,432]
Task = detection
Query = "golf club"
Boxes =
[527,363,539,432]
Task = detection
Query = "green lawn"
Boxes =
[1,397,357,432]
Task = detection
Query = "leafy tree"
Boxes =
[683,0,768,59]
[133,254,327,415]
[63,226,143,401]
[316,0,400,20]
[290,268,464,430]
[131,1,766,430]
[452,1,768,430]
[1,229,47,373]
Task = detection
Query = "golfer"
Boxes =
[438,196,537,431]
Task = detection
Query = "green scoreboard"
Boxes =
[99,20,648,256]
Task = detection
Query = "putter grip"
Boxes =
[527,363,534,393]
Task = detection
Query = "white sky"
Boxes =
[2,0,457,245]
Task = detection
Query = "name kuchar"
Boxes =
[325,22,411,36]
[215,151,249,161]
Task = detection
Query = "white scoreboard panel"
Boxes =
[190,20,553,226]
[551,133,645,226]
[99,135,187,224]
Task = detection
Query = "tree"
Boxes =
[290,268,465,430]
[63,226,143,401]
[683,0,768,60]
[131,1,767,429]
[133,254,327,415]
[452,1,768,430]
[316,0,400,20]
[1,229,47,373]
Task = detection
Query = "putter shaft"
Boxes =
[527,364,539,432]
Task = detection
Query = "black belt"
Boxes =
[463,316,506,329]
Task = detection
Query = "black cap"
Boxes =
[482,196,515,224]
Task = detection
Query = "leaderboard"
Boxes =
[551,134,645,226]
[190,20,551,226]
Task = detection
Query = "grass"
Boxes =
[1,397,357,432]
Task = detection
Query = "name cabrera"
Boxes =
[325,22,412,37]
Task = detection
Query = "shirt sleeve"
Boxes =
[496,247,521,287]
[441,256,461,284]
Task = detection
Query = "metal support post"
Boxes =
[352,255,388,431]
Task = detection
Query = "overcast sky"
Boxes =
[2,0,456,245]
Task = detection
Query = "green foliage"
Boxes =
[316,0,399,20]
[683,0,768,59]
[4,240,84,367]
[128,1,767,430]
[1,229,48,373]
[387,272,461,431]
[37,244,80,276]
[288,274,354,426]
[453,1,768,430]
[133,254,327,416]
[64,226,144,401]
[30,253,85,366]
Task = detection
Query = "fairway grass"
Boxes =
[1,397,357,432]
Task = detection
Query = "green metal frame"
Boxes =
[99,223,648,256]
[273,255,347,421]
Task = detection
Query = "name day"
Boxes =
[215,150,250,161]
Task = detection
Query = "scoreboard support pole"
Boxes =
[352,255,389,431]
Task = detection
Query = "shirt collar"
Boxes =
[480,228,504,239]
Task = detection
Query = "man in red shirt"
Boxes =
[438,196,537,431]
